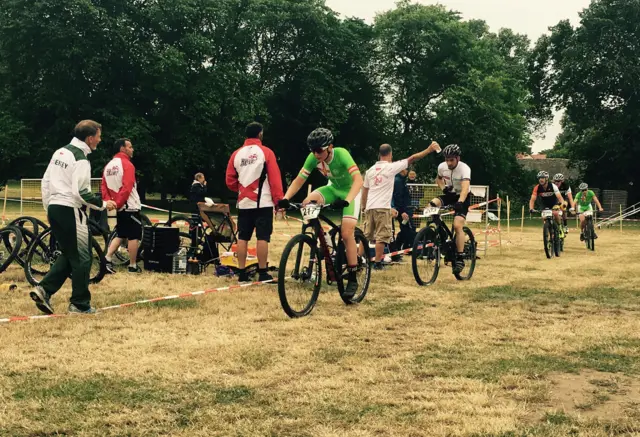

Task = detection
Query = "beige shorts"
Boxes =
[363,209,393,243]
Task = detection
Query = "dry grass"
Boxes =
[1,222,640,437]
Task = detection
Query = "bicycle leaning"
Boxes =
[277,202,371,318]
[411,205,477,286]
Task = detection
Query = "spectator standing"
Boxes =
[361,142,439,270]
[30,120,116,315]
[101,138,143,274]
[226,122,284,283]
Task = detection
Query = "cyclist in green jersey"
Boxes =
[575,182,604,241]
[278,128,364,298]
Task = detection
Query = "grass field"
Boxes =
[1,219,640,436]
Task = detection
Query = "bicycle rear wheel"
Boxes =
[454,227,476,281]
[8,216,49,236]
[411,225,440,286]
[336,232,371,304]
[24,229,106,286]
[278,234,321,318]
[0,226,23,273]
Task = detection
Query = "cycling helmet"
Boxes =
[442,144,461,158]
[579,182,588,191]
[537,171,549,179]
[307,128,333,150]
[553,173,564,182]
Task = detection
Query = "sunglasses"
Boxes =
[312,147,328,155]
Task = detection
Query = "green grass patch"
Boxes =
[8,372,255,433]
[543,411,574,425]
[313,347,353,364]
[471,285,640,309]
[570,338,640,374]
[368,300,423,318]
[214,385,254,404]
[142,298,199,310]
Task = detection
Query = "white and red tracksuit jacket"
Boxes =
[226,139,284,210]
[101,152,141,211]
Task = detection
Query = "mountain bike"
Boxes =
[278,202,371,318]
[411,206,476,286]
[532,208,562,258]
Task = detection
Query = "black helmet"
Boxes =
[442,144,461,158]
[553,173,564,182]
[307,128,333,151]
[537,171,549,179]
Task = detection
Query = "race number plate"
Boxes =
[541,209,553,218]
[423,207,440,217]
[301,204,322,223]
[583,210,593,217]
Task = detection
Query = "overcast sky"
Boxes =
[325,0,591,152]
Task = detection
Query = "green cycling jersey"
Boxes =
[299,148,360,191]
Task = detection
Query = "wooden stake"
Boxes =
[1,185,8,224]
[497,195,502,254]
[521,205,525,234]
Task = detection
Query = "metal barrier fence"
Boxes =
[19,178,102,219]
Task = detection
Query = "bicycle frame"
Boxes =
[299,214,340,283]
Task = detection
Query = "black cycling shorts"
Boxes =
[437,193,471,218]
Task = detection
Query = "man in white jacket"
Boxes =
[29,120,116,315]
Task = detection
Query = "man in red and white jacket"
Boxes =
[101,138,143,274]
[226,122,283,283]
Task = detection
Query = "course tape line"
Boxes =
[0,280,273,324]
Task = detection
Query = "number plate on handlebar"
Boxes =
[583,210,593,217]
[423,207,440,217]
[301,204,322,223]
[541,209,553,218]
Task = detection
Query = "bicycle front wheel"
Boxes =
[411,225,440,286]
[587,218,595,251]
[0,226,23,273]
[278,234,321,318]
[24,229,106,286]
[543,221,553,259]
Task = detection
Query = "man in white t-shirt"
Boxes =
[429,144,471,273]
[361,142,440,270]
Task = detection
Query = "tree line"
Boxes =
[0,0,637,203]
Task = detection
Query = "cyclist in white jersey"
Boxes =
[428,145,471,274]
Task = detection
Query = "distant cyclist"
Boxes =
[428,144,471,274]
[575,183,604,241]
[277,128,363,298]
[529,171,566,238]
[552,173,575,234]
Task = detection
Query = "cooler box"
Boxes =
[143,226,179,272]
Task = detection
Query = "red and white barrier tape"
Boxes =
[0,280,272,324]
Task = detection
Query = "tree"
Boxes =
[534,0,640,201]
[375,2,535,198]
